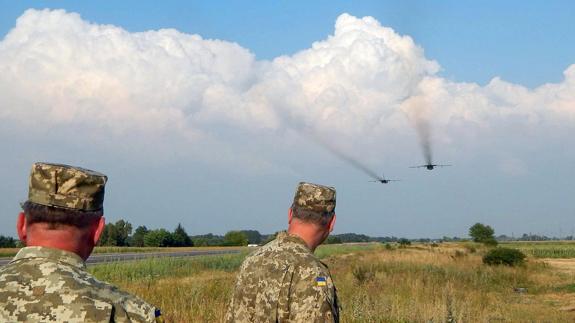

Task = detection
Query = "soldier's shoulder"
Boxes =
[0,259,159,322]
[86,275,159,321]
[242,239,324,273]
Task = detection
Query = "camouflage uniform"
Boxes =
[226,182,339,323]
[0,247,160,322]
[0,162,162,323]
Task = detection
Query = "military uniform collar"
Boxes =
[277,231,312,252]
[12,246,86,269]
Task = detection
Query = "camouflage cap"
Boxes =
[26,162,107,211]
[292,182,336,214]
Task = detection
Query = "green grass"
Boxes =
[316,243,382,259]
[0,245,240,258]
[501,241,575,258]
[89,251,250,283]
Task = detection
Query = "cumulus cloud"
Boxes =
[0,9,574,169]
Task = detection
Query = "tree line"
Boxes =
[97,220,261,247]
[0,220,573,248]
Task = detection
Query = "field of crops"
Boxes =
[501,241,575,258]
[85,243,575,322]
[0,245,242,258]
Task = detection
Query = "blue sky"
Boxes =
[0,1,574,238]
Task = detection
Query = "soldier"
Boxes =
[226,182,339,322]
[0,162,163,322]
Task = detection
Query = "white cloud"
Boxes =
[0,9,574,167]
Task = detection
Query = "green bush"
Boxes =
[483,247,526,266]
[398,238,411,247]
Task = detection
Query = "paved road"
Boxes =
[0,249,242,266]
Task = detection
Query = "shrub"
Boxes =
[483,248,526,266]
[398,238,411,247]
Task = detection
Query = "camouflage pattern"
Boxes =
[226,232,339,322]
[0,246,161,322]
[27,162,107,211]
[293,182,336,214]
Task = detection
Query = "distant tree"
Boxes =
[469,223,497,246]
[114,220,132,246]
[190,233,224,246]
[172,223,193,247]
[335,233,371,243]
[324,236,342,244]
[131,226,149,247]
[98,220,133,246]
[98,223,118,246]
[144,229,174,247]
[223,231,248,246]
[192,237,210,247]
[261,231,280,245]
[0,235,16,248]
[240,230,262,244]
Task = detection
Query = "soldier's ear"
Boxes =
[327,213,336,233]
[17,212,27,243]
[93,216,106,245]
[288,208,293,224]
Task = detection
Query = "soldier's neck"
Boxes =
[287,224,327,252]
[25,224,94,261]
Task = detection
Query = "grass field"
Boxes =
[84,242,575,322]
[0,246,243,258]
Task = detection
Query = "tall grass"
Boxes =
[87,243,575,322]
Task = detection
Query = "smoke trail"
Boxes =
[303,129,383,181]
[416,117,433,165]
[403,96,434,165]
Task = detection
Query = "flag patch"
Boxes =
[316,276,327,287]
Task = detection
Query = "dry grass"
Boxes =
[86,243,575,322]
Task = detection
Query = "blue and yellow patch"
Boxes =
[155,308,164,323]
[316,276,327,287]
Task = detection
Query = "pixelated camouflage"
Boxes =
[293,182,336,214]
[0,246,161,323]
[27,162,107,211]
[226,232,339,322]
